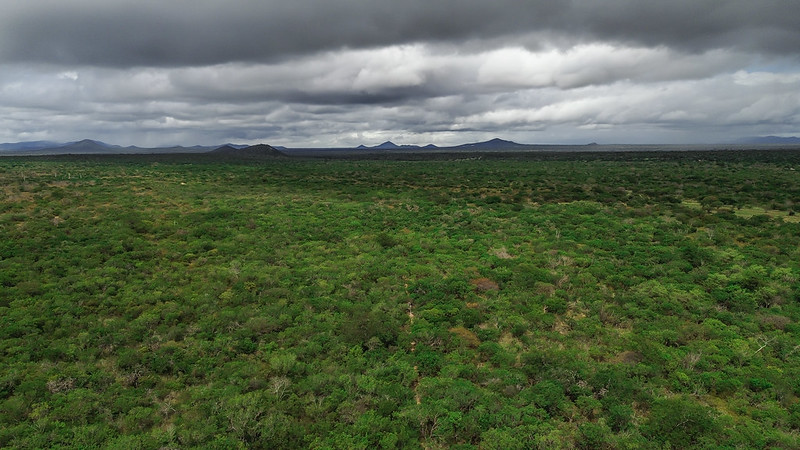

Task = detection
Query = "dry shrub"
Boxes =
[46,377,75,394]
[535,282,556,297]
[492,247,516,259]
[471,277,499,292]
[758,314,791,330]
[449,326,481,348]
[615,351,644,365]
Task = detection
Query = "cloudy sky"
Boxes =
[1,0,799,147]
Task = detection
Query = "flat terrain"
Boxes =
[2,150,800,448]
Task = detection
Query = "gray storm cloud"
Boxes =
[2,0,798,66]
[0,0,799,146]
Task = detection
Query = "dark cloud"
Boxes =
[573,1,800,55]
[1,1,799,147]
[2,1,798,67]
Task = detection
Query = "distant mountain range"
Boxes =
[209,144,285,158]
[356,136,800,148]
[736,136,800,145]
[355,138,534,150]
[0,140,64,151]
[1,137,541,155]
[356,141,439,150]
[5,135,796,156]
[0,139,258,156]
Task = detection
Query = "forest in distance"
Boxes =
[2,148,800,448]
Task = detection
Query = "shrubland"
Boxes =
[1,150,799,448]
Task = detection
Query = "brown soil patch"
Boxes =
[471,277,499,292]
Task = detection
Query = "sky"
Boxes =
[1,0,799,148]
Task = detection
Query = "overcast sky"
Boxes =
[1,0,799,147]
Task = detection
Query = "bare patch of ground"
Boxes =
[471,277,499,292]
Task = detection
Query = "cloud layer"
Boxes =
[1,1,799,146]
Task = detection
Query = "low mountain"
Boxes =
[211,145,238,153]
[374,141,401,149]
[455,138,529,149]
[0,139,224,155]
[357,141,436,150]
[210,143,285,158]
[0,141,63,152]
[14,139,118,155]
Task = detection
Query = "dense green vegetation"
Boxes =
[2,151,800,448]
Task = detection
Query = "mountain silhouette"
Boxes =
[455,138,527,149]
[357,141,439,150]
[210,143,285,158]
[57,139,117,153]
[374,141,401,149]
